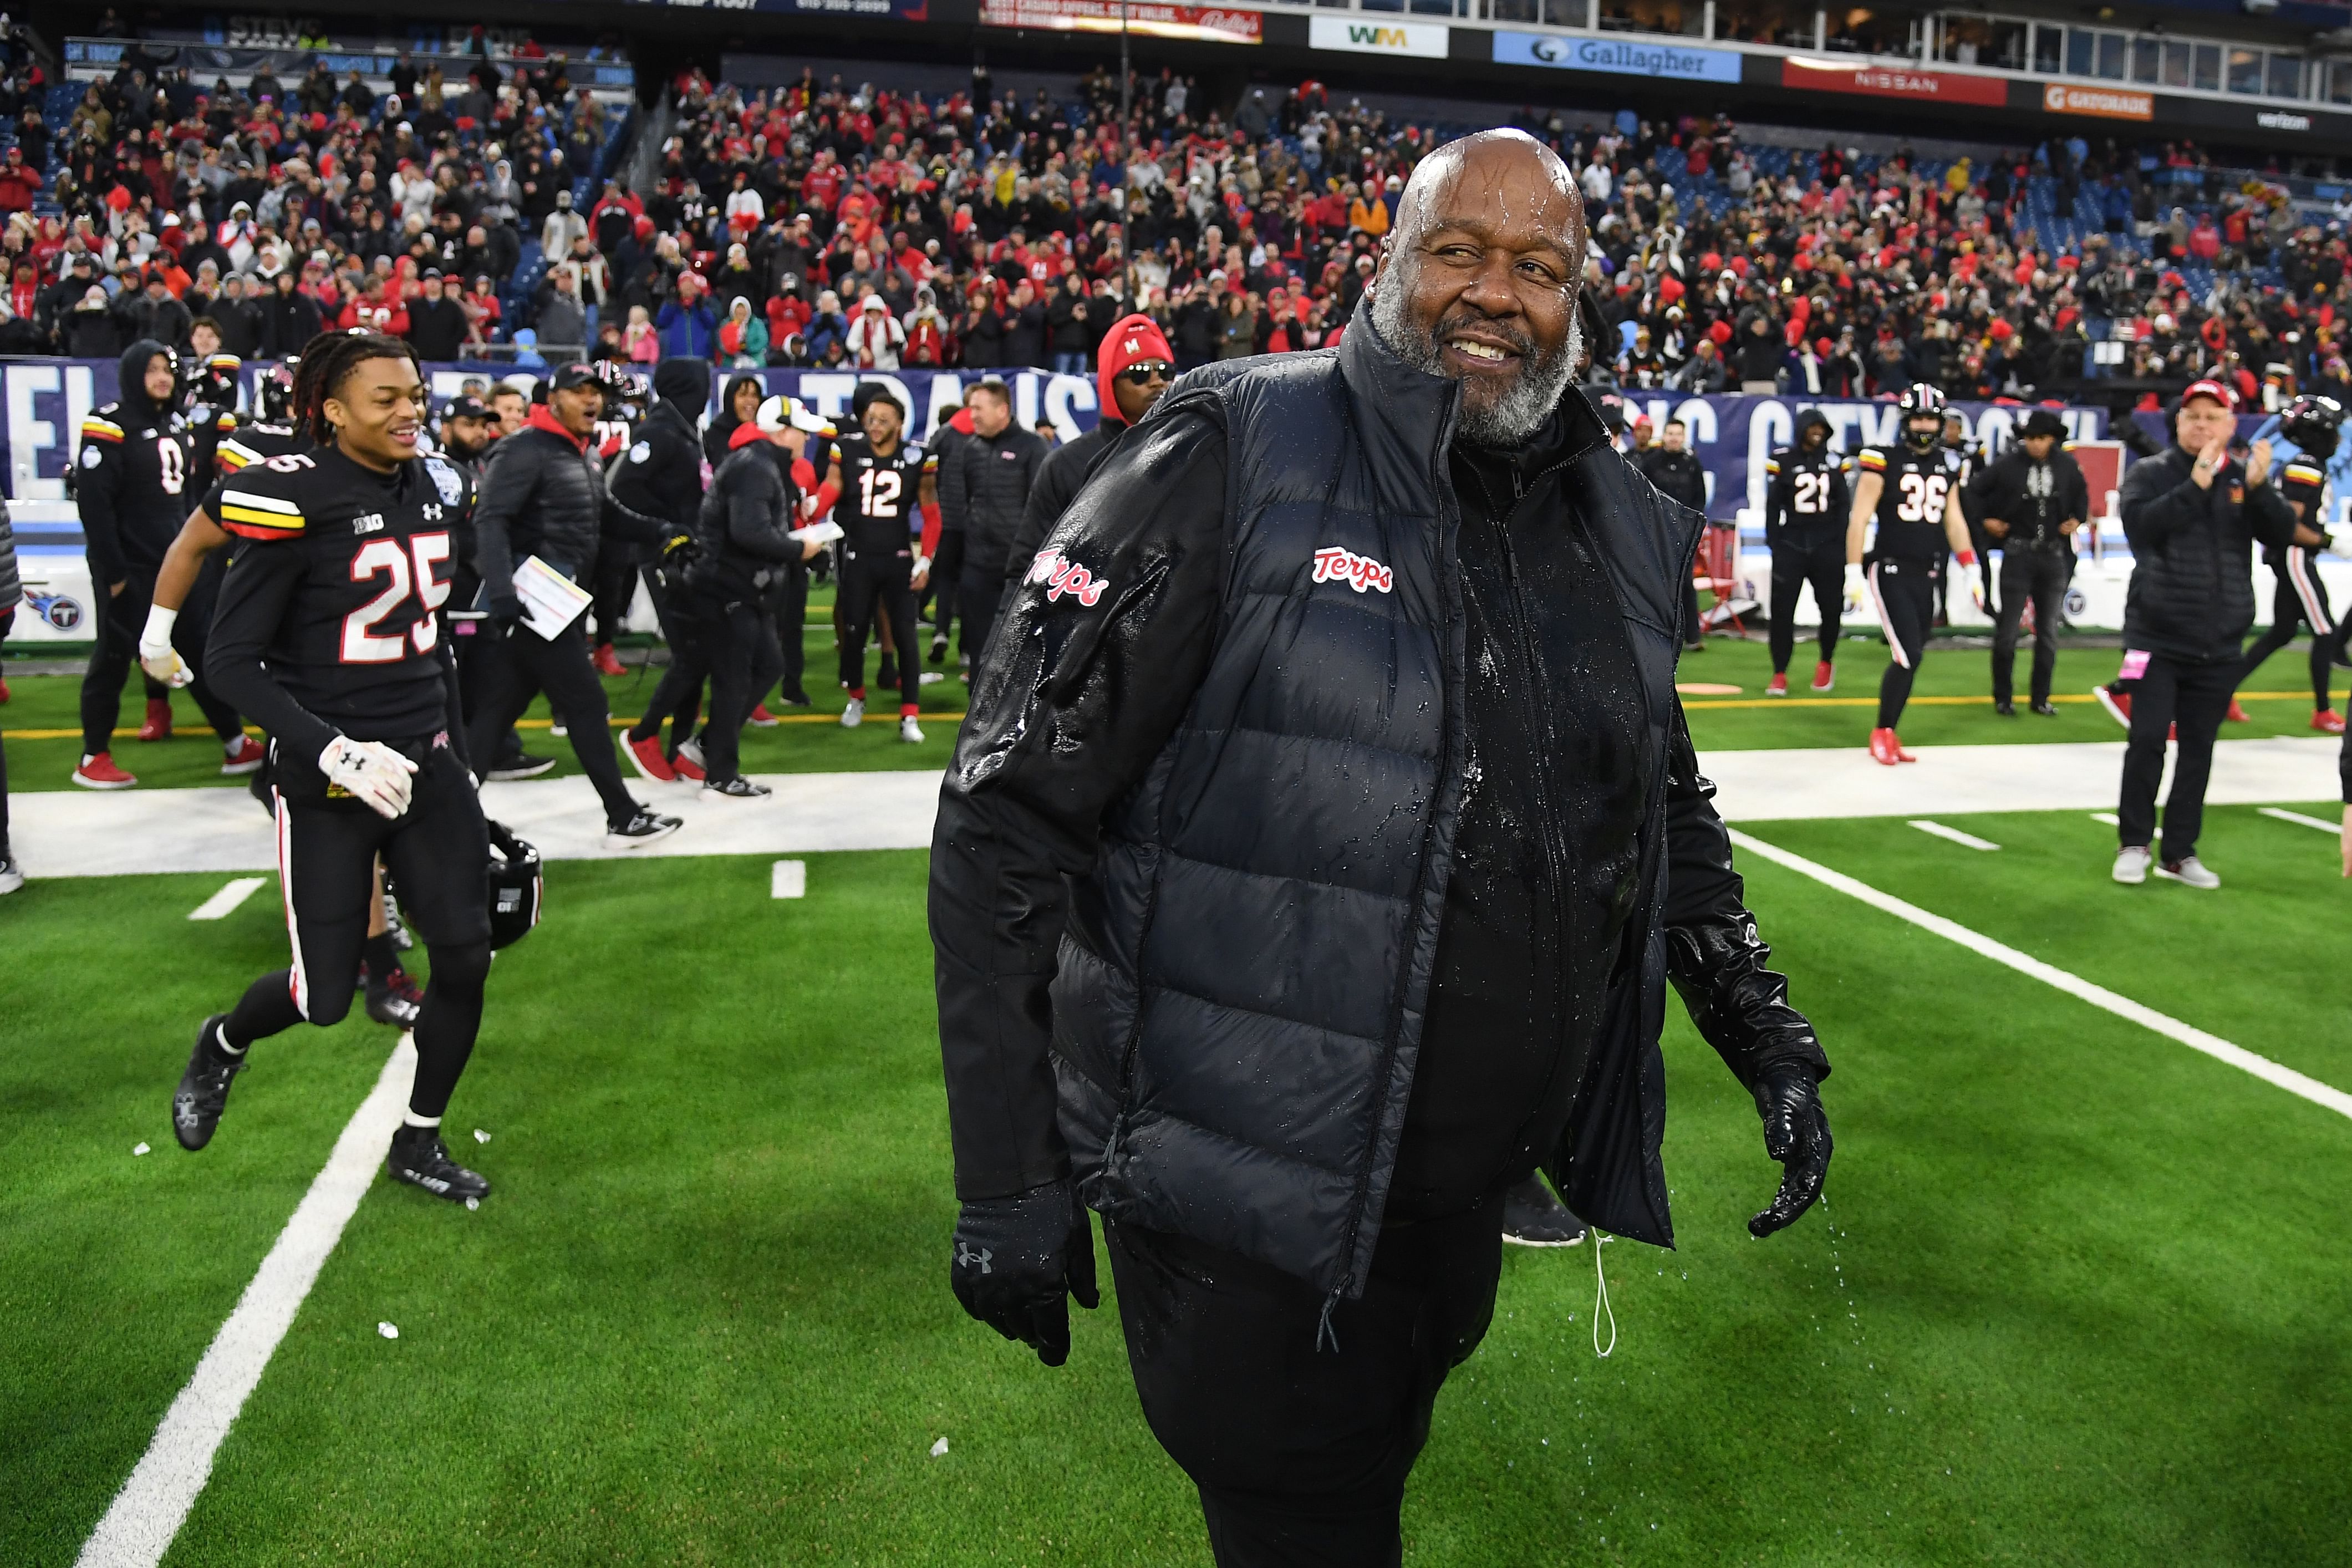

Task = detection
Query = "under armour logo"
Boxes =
[955,1241,994,1274]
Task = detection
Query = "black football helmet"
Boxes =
[2282,393,2345,462]
[187,352,241,410]
[485,821,542,949]
[1898,383,1947,451]
[256,359,297,423]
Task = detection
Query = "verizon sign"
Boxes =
[1310,17,1449,58]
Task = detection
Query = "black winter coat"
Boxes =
[943,422,1048,581]
[931,310,1827,1301]
[1969,447,2089,549]
[1006,419,1131,589]
[2119,442,2301,664]
[77,340,191,584]
[688,440,801,602]
[471,415,666,611]
[609,396,709,538]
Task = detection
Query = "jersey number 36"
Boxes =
[344,533,453,663]
[1895,472,1949,522]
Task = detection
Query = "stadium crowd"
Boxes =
[3,42,2352,408]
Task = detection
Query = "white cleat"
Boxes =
[899,716,924,744]
[2154,855,2219,890]
[841,697,864,729]
[2111,846,2150,885]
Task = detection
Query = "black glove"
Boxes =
[950,1179,1098,1367]
[1748,1064,1832,1239]
[487,594,525,629]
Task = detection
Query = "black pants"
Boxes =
[0,607,11,854]
[465,619,639,826]
[839,548,920,714]
[959,564,1004,669]
[1768,537,1843,673]
[1681,568,1702,645]
[223,737,492,1120]
[2117,651,2237,863]
[763,563,808,700]
[588,551,638,648]
[699,592,785,784]
[630,587,711,756]
[80,568,243,756]
[1866,557,1935,731]
[929,529,966,654]
[2232,549,2339,710]
[1107,1192,1503,1568]
[1992,546,2072,706]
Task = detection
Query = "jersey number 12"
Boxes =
[858,467,902,518]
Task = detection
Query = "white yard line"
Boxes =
[186,878,267,922]
[1907,819,2000,851]
[770,860,807,899]
[2089,812,2120,826]
[2258,806,2340,834]
[1727,829,2352,1124]
[74,1038,416,1568]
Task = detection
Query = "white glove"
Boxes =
[319,736,419,820]
[1842,562,1867,613]
[139,604,193,688]
[1961,554,1988,613]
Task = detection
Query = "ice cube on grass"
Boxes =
[378,1322,399,1340]
[465,1197,481,1211]
[133,1143,150,1156]
[473,1129,490,1144]
[929,1437,950,1458]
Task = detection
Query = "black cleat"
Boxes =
[604,808,682,849]
[385,1127,491,1203]
[702,776,773,800]
[775,685,813,707]
[1501,1175,1587,1248]
[485,752,556,782]
[1993,700,2017,717]
[173,1014,244,1151]
[364,964,425,1028]
[2031,701,2059,717]
[929,634,949,665]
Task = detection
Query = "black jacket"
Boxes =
[78,340,191,585]
[1006,419,1131,590]
[2119,442,2302,664]
[472,414,668,612]
[1969,446,2089,549]
[688,439,801,602]
[943,421,1048,582]
[610,362,711,539]
[931,308,1826,1300]
[1636,446,1708,515]
[405,296,469,360]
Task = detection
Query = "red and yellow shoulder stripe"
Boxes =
[2284,462,2327,487]
[1764,457,1782,476]
[1856,449,1887,471]
[215,437,270,474]
[80,414,123,445]
[216,486,307,540]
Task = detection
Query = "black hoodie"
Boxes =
[610,357,712,538]
[77,340,193,585]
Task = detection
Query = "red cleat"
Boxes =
[746,703,780,728]
[624,731,678,783]
[2224,699,2251,724]
[1811,660,1834,693]
[1869,727,1905,766]
[136,697,173,742]
[221,735,265,775]
[1766,672,1789,697]
[592,642,627,678]
[2315,709,2346,735]
[0,675,11,703]
[2093,685,2131,729]
[73,751,136,789]
[671,738,707,782]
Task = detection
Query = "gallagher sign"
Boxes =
[1493,32,1741,82]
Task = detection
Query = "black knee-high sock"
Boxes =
[407,941,491,1121]
[223,969,305,1050]
[361,931,398,983]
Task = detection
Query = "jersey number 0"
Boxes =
[344,534,454,663]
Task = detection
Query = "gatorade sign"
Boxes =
[1310,17,1449,58]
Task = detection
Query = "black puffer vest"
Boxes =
[1051,314,1703,1301]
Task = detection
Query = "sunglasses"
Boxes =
[1118,362,1172,386]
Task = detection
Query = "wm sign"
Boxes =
[1310,16,1450,55]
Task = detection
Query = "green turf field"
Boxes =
[6,785,2350,1564]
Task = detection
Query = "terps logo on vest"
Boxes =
[1027,547,1111,605]
[1311,545,1394,594]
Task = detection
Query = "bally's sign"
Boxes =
[1309,17,1449,57]
[1493,31,1742,82]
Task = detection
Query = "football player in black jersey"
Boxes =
[1847,384,1983,765]
[74,340,266,790]
[821,389,936,741]
[2231,393,2347,734]
[1762,409,1852,696]
[171,331,496,1203]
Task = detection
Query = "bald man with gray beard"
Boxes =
[931,131,1834,1565]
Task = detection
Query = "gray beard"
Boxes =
[1372,276,1583,450]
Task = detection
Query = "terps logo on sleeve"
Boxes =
[1312,546,1394,594]
[1026,548,1110,606]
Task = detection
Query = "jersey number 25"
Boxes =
[344,533,454,663]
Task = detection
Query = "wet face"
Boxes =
[1370,133,1586,448]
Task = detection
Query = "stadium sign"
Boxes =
[2042,83,2153,121]
[2257,110,2313,132]
[978,0,1261,41]
[1780,55,2008,106]
[1493,32,1740,83]
[1311,17,1449,59]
